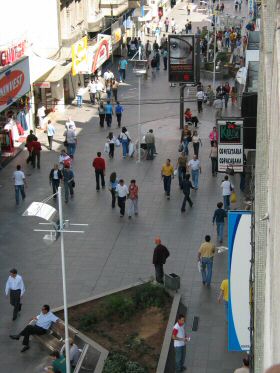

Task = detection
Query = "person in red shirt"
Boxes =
[92,152,106,191]
[184,108,198,127]
[30,137,42,169]
[128,180,139,218]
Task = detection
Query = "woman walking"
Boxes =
[128,179,139,218]
[210,141,218,176]
[98,101,105,128]
[109,172,118,208]
[112,79,119,102]
[180,125,192,156]
[192,130,202,157]
[119,127,131,159]
[107,132,116,159]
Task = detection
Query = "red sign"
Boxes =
[0,40,26,67]
[0,70,25,106]
[33,81,51,88]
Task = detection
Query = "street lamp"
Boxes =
[23,187,87,373]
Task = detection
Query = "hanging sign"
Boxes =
[87,35,112,73]
[71,36,88,76]
[0,57,30,112]
[168,35,195,83]
[217,118,244,172]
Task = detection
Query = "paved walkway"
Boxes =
[0,1,248,372]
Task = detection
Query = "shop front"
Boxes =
[0,56,31,160]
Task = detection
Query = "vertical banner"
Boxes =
[217,118,244,173]
[71,36,88,76]
[168,35,195,83]
[228,211,252,352]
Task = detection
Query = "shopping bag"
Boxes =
[115,139,121,147]
[128,142,135,157]
[174,169,178,176]
[104,142,109,153]
[230,191,237,203]
[197,261,201,273]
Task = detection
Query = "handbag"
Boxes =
[71,180,75,188]
[178,143,184,152]
[230,191,237,203]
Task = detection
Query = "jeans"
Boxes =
[67,143,76,157]
[163,57,167,70]
[122,139,129,157]
[89,92,96,104]
[105,114,112,127]
[211,157,217,175]
[181,194,193,210]
[201,257,213,285]
[225,38,230,48]
[118,196,126,216]
[77,95,83,107]
[224,93,229,108]
[113,89,118,102]
[183,140,189,156]
[146,143,154,160]
[193,142,199,156]
[197,100,203,113]
[109,143,114,158]
[31,152,40,168]
[48,136,53,150]
[128,198,138,216]
[178,166,186,189]
[99,114,105,127]
[175,345,186,372]
[163,175,171,196]
[116,114,122,127]
[119,69,126,81]
[223,195,230,211]
[20,325,46,346]
[216,222,224,242]
[154,264,164,283]
[106,90,112,100]
[191,169,199,189]
[95,170,105,190]
[64,181,74,202]
[111,189,116,208]
[15,185,25,204]
[51,179,60,195]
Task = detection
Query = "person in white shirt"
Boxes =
[13,165,26,205]
[172,314,190,372]
[115,179,129,217]
[46,120,56,150]
[88,79,97,104]
[5,268,25,320]
[65,117,76,130]
[221,175,233,210]
[234,358,250,373]
[188,155,201,190]
[196,89,204,113]
[96,79,104,103]
[76,83,83,108]
[213,96,223,118]
[37,104,46,129]
[10,304,59,352]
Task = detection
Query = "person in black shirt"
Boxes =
[181,174,194,212]
[153,237,170,284]
[212,202,227,243]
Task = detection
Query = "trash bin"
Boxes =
[164,273,180,291]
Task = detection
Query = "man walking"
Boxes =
[221,175,233,211]
[76,83,83,107]
[118,56,128,82]
[25,130,36,163]
[62,165,74,203]
[128,179,139,218]
[30,137,42,169]
[46,120,55,150]
[198,235,215,287]
[64,125,77,158]
[161,159,174,199]
[213,95,223,118]
[5,268,25,320]
[88,78,97,104]
[13,165,26,205]
[116,179,128,217]
[105,101,113,128]
[196,87,204,113]
[212,202,227,243]
[172,314,190,372]
[145,129,155,160]
[181,174,194,212]
[153,237,170,284]
[10,304,59,352]
[188,155,201,190]
[92,152,106,191]
[115,101,124,128]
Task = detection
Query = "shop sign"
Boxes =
[111,21,122,46]
[87,35,112,73]
[168,35,195,83]
[228,211,252,352]
[217,118,244,172]
[33,81,51,88]
[0,57,30,112]
[0,40,26,68]
[71,36,88,76]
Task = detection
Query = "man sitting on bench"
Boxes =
[10,304,59,352]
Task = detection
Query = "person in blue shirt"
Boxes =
[105,101,113,128]
[118,57,128,82]
[115,102,124,128]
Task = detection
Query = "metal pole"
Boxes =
[58,186,71,373]
[212,14,217,89]
[138,76,141,162]
[180,84,185,130]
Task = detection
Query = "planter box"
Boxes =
[52,281,186,372]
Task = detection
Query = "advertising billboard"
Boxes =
[0,57,30,113]
[168,35,195,83]
[71,36,88,76]
[87,35,112,74]
[228,211,252,352]
[217,118,244,172]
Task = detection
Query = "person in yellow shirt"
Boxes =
[161,159,174,200]
[218,278,229,320]
[198,235,215,287]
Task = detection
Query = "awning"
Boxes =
[28,54,57,83]
[40,62,72,83]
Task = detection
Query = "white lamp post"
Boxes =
[23,187,87,373]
